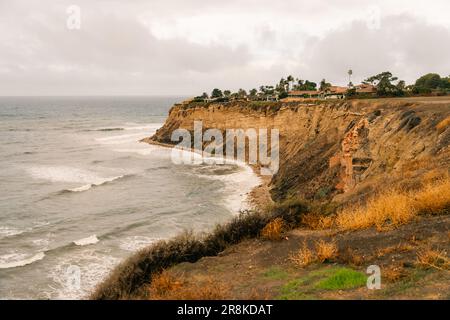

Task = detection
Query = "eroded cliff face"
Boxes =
[149,99,450,204]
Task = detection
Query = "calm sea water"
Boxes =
[0,96,259,299]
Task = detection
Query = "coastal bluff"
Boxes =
[92,97,450,300]
[147,98,450,204]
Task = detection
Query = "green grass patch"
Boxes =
[262,267,290,280]
[277,279,314,300]
[314,268,366,290]
[275,266,367,299]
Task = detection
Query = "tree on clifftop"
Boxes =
[319,79,332,91]
[287,75,294,91]
[293,79,317,91]
[415,73,450,90]
[364,71,404,96]
[249,88,258,97]
[211,88,223,98]
[237,88,247,98]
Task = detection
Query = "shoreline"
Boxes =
[140,137,273,212]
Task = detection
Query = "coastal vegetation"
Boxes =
[335,177,450,231]
[91,200,309,299]
[191,72,450,103]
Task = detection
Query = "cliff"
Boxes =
[92,97,450,300]
[148,98,450,204]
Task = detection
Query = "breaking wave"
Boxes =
[73,235,99,246]
[64,175,129,193]
[0,252,45,269]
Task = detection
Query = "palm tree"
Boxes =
[348,69,353,87]
[287,75,294,91]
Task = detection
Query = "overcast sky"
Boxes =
[1,0,449,96]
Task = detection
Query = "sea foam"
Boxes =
[27,166,104,183]
[0,252,45,269]
[73,235,99,246]
[67,175,126,193]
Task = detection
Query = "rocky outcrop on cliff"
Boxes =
[149,99,450,204]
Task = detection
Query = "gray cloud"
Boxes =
[0,1,449,95]
[302,14,450,85]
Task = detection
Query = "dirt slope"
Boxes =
[160,215,450,300]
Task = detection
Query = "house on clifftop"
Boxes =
[321,86,348,99]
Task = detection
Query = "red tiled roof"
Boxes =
[355,84,376,93]
[288,90,320,96]
[327,86,348,94]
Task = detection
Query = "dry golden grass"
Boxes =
[339,248,365,266]
[261,217,284,241]
[247,288,271,300]
[315,240,338,263]
[148,271,230,300]
[376,243,415,258]
[301,213,334,230]
[416,247,449,271]
[401,156,433,173]
[436,116,450,134]
[289,240,338,267]
[422,169,448,184]
[414,177,450,215]
[335,177,450,231]
[336,192,414,231]
[289,241,315,267]
[383,264,409,283]
[172,279,230,300]
[148,271,183,297]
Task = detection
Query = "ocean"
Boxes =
[0,96,260,299]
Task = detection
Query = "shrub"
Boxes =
[414,177,450,215]
[261,218,284,241]
[91,202,309,299]
[289,242,315,267]
[148,272,230,300]
[315,240,338,263]
[148,271,183,298]
[416,247,449,270]
[382,264,409,283]
[268,198,309,228]
[339,248,364,266]
[289,239,338,267]
[91,231,207,300]
[376,243,414,258]
[301,212,334,230]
